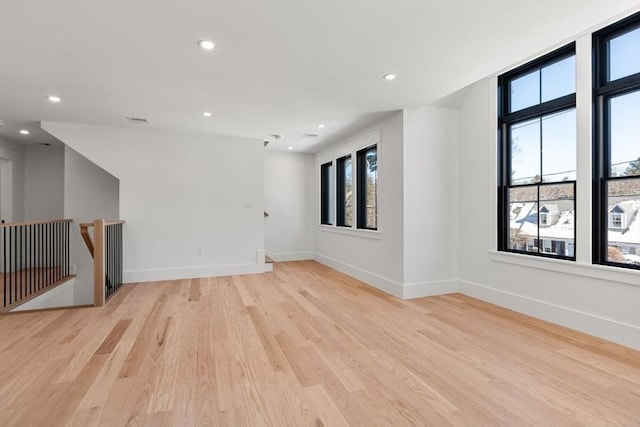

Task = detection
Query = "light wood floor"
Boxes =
[0,261,638,426]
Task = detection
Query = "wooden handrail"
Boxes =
[80,220,125,228]
[0,218,72,228]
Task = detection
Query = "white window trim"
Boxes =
[489,250,639,286]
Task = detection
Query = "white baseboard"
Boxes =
[459,279,640,350]
[403,279,459,299]
[313,252,404,298]
[266,251,314,262]
[313,253,459,300]
[124,262,271,283]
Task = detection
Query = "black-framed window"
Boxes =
[498,44,577,260]
[357,145,378,230]
[320,161,334,225]
[593,12,640,270]
[336,155,353,227]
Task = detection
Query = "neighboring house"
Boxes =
[608,201,640,259]
[509,199,640,262]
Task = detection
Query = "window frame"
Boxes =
[320,161,333,226]
[593,11,640,270]
[540,212,549,226]
[356,144,378,231]
[609,212,624,229]
[497,43,577,261]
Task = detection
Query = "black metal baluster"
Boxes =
[11,226,15,305]
[3,223,6,307]
[29,224,32,297]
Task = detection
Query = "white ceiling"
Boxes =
[0,1,638,152]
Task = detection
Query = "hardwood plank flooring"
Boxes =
[0,260,638,426]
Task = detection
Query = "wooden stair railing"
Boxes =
[80,219,125,306]
[0,219,74,313]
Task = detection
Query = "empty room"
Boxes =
[0,1,639,426]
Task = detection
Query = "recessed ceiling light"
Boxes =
[383,73,397,80]
[20,130,29,135]
[47,95,61,103]
[202,111,212,117]
[318,124,325,128]
[198,40,215,50]
[288,147,293,150]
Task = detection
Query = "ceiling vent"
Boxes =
[302,133,319,138]
[126,116,150,124]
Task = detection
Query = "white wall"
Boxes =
[24,145,65,221]
[0,136,25,222]
[43,122,267,283]
[314,112,406,297]
[11,277,76,311]
[264,151,314,261]
[402,106,459,297]
[64,146,120,304]
[456,72,640,350]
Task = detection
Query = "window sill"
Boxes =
[317,224,383,240]
[489,251,640,287]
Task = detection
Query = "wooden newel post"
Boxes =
[94,219,106,307]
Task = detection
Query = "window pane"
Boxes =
[320,162,334,225]
[542,108,576,182]
[607,178,640,265]
[610,90,640,177]
[327,164,334,225]
[364,147,377,229]
[539,183,575,257]
[508,186,538,252]
[541,55,575,102]
[337,156,352,227]
[344,157,352,226]
[509,69,540,113]
[609,27,640,82]
[511,117,541,185]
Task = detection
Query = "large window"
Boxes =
[498,44,577,259]
[320,161,333,225]
[336,155,353,227]
[357,145,378,230]
[594,12,640,270]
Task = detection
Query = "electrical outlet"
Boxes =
[197,247,204,256]
[244,201,253,210]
